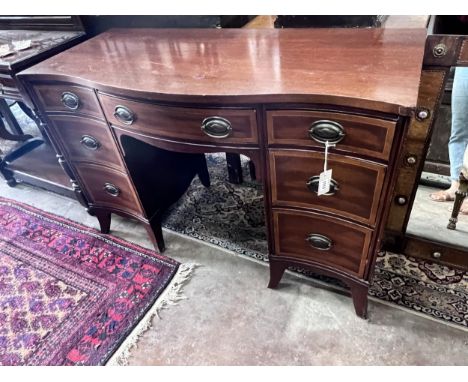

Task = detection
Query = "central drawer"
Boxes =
[269,150,386,225]
[273,209,372,277]
[98,93,258,145]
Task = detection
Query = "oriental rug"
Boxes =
[162,153,468,329]
[0,197,193,366]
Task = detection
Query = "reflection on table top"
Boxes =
[19,27,426,113]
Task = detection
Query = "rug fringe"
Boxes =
[106,262,198,366]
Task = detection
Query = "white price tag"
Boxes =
[318,169,332,196]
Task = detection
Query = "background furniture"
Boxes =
[18,28,426,318]
[0,16,85,195]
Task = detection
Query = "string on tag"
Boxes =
[323,141,335,172]
[317,141,336,196]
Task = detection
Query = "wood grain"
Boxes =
[99,93,259,145]
[74,163,144,218]
[266,109,397,160]
[31,83,103,118]
[19,28,426,114]
[47,114,125,171]
[273,209,372,276]
[269,149,387,225]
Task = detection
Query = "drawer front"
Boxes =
[32,83,103,118]
[267,110,396,160]
[74,163,144,218]
[48,115,125,171]
[99,93,258,145]
[273,209,372,276]
[270,150,386,225]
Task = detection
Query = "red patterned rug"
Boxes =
[0,197,193,366]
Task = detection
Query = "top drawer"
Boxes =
[32,83,103,118]
[266,110,397,160]
[98,93,258,145]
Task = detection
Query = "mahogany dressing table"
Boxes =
[17,28,426,318]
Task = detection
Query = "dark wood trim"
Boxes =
[386,69,450,234]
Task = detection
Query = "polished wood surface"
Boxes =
[273,209,372,276]
[20,28,426,114]
[47,115,125,171]
[74,162,144,218]
[270,150,386,225]
[32,83,102,117]
[0,30,84,72]
[18,27,427,318]
[99,93,259,145]
[267,109,397,161]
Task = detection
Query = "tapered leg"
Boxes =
[17,101,37,122]
[226,153,243,184]
[0,166,16,186]
[145,217,166,253]
[0,114,31,141]
[197,154,211,188]
[349,283,369,319]
[248,160,256,181]
[0,99,24,136]
[17,101,50,143]
[447,175,468,230]
[95,211,111,234]
[267,259,287,289]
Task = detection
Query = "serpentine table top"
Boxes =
[19,28,427,114]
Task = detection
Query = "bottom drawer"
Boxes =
[273,209,373,276]
[74,163,144,218]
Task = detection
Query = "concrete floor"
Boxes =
[1,181,468,365]
[407,185,468,247]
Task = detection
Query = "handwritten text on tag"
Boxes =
[318,169,332,196]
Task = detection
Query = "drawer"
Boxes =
[269,150,386,225]
[32,83,103,118]
[74,163,144,218]
[98,93,258,145]
[48,115,125,171]
[266,110,396,160]
[273,209,373,276]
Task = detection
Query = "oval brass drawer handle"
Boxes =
[306,175,340,196]
[61,91,80,110]
[308,120,345,145]
[103,183,121,197]
[306,234,333,251]
[201,116,232,138]
[114,105,135,125]
[80,135,101,151]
